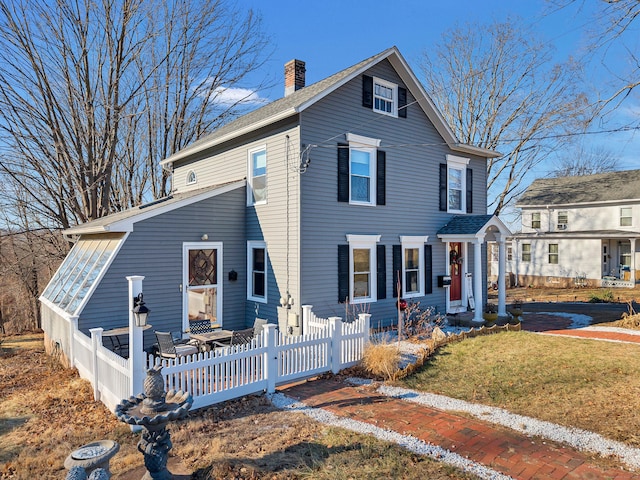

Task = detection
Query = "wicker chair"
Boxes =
[155,331,198,359]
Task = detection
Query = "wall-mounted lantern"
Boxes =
[132,293,150,327]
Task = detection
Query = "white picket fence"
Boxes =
[152,313,370,410]
[67,307,370,412]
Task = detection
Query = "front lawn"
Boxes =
[400,331,640,446]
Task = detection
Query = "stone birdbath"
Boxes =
[64,440,119,477]
[115,365,192,480]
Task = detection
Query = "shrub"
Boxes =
[361,342,401,381]
[400,302,445,340]
[588,289,614,303]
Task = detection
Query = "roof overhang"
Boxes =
[64,179,245,237]
[160,47,501,168]
[437,215,512,242]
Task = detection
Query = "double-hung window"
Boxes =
[522,243,531,262]
[400,236,428,298]
[247,146,267,205]
[548,244,559,264]
[373,77,397,116]
[347,234,381,303]
[347,133,380,206]
[247,241,267,302]
[531,212,541,229]
[446,155,469,213]
[620,207,632,227]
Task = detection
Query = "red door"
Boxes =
[449,243,462,301]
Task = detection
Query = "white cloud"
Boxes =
[212,86,268,106]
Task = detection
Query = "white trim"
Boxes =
[182,242,223,332]
[372,76,398,117]
[446,155,470,214]
[346,234,381,304]
[347,134,381,206]
[346,132,382,147]
[247,145,267,206]
[400,236,428,298]
[247,240,268,303]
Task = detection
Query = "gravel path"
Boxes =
[269,391,514,480]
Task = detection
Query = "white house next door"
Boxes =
[182,242,223,332]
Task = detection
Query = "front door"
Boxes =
[183,242,223,332]
[449,242,463,303]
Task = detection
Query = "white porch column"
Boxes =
[632,238,637,284]
[127,275,145,398]
[497,235,507,316]
[473,238,484,322]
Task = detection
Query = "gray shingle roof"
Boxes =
[437,215,495,235]
[162,49,395,164]
[517,169,640,207]
[64,179,244,235]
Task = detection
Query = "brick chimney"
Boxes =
[284,59,306,96]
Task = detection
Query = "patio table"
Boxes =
[189,330,233,350]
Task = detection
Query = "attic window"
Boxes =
[362,75,407,118]
[186,170,197,185]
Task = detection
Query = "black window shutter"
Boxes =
[439,163,447,211]
[392,244,402,298]
[338,245,349,303]
[424,244,433,294]
[466,168,473,213]
[337,143,349,202]
[376,150,386,206]
[377,245,386,300]
[362,75,373,108]
[398,87,407,118]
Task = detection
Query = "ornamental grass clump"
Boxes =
[361,342,401,381]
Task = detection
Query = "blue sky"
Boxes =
[235,0,639,174]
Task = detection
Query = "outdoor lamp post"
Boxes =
[132,293,150,327]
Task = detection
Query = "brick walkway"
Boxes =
[278,312,640,480]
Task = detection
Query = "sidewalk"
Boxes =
[278,312,640,479]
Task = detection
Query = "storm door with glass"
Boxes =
[183,242,223,331]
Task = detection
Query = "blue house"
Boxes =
[40,46,511,357]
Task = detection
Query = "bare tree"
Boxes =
[0,0,270,229]
[421,19,594,215]
[548,0,640,113]
[549,145,620,177]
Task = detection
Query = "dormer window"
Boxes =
[186,170,197,185]
[531,212,541,229]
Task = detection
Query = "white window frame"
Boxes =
[186,170,197,185]
[557,211,568,230]
[347,234,381,304]
[620,207,632,227]
[400,236,428,298]
[372,77,398,117]
[446,154,469,213]
[347,133,381,206]
[548,243,559,264]
[247,241,267,303]
[522,243,531,262]
[247,145,267,206]
[531,212,541,229]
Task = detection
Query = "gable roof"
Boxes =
[436,214,511,239]
[64,179,244,236]
[516,169,640,207]
[161,46,498,167]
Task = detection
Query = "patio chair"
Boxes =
[211,328,255,348]
[155,331,198,359]
[253,318,268,337]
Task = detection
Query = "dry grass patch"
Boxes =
[1,333,480,479]
[361,342,402,381]
[400,331,640,447]
[603,302,640,330]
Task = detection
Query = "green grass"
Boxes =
[400,331,640,446]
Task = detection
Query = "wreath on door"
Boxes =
[449,249,462,265]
